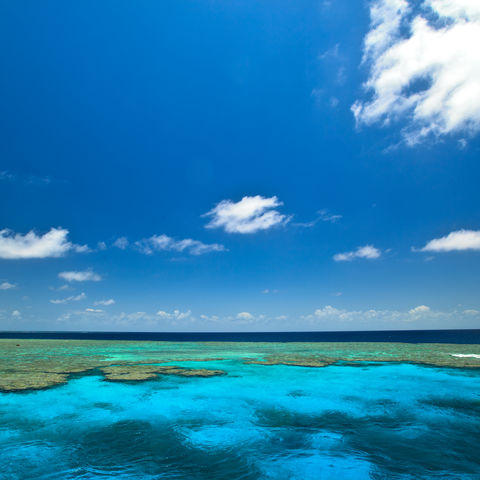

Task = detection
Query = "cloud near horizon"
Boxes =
[353,0,480,144]
[52,304,480,331]
[303,304,479,328]
[333,245,381,261]
[0,228,87,259]
[204,195,290,234]
[156,309,192,320]
[418,229,480,252]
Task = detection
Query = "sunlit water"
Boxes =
[1,354,480,480]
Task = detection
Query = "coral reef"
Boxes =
[1,339,479,393]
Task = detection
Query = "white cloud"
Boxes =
[418,229,480,252]
[409,305,431,314]
[353,0,480,143]
[0,227,87,259]
[156,309,192,320]
[113,237,129,250]
[94,299,115,306]
[135,234,225,256]
[58,270,102,282]
[85,308,103,313]
[0,281,16,290]
[203,195,290,234]
[50,292,87,304]
[333,245,381,261]
[12,310,21,317]
[236,311,254,320]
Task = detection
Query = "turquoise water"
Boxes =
[1,359,479,479]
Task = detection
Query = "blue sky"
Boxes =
[1,0,480,331]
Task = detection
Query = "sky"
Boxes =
[1,0,479,332]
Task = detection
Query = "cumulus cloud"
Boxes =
[236,311,254,320]
[418,229,480,252]
[135,234,225,256]
[12,310,21,318]
[203,195,290,234]
[58,270,102,282]
[50,292,87,304]
[408,305,431,314]
[94,299,115,306]
[333,245,381,261]
[0,281,16,290]
[0,228,87,259]
[353,0,480,143]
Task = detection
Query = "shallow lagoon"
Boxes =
[1,340,480,479]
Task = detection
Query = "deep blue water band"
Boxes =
[1,329,479,343]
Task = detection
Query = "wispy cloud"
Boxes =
[135,234,225,256]
[293,209,342,228]
[353,0,480,144]
[333,245,381,261]
[94,299,115,306]
[0,281,16,290]
[113,237,129,250]
[417,229,480,252]
[0,170,51,186]
[0,228,87,259]
[58,270,102,282]
[50,292,87,304]
[203,195,290,234]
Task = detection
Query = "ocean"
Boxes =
[0,331,479,479]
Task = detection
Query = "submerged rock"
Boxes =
[100,364,225,382]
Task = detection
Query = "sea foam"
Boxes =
[450,353,480,358]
